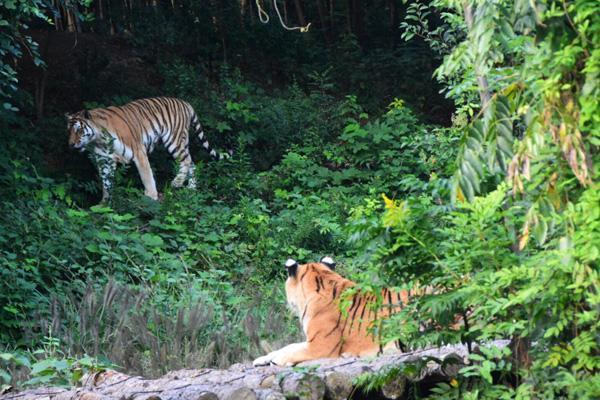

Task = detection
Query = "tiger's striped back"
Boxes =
[288,261,424,357]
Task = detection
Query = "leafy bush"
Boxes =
[1,336,113,391]
[348,0,600,398]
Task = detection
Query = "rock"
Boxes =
[279,372,326,400]
[323,371,353,400]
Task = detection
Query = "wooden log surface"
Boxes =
[1,341,509,400]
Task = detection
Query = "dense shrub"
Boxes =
[1,80,455,386]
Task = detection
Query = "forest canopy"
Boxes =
[0,0,598,398]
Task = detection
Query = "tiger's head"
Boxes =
[66,110,99,151]
[283,257,342,318]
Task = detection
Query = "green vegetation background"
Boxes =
[1,1,598,398]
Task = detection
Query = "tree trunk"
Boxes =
[315,0,332,44]
[462,2,491,109]
[345,0,352,34]
[211,0,228,64]
[388,0,397,48]
[248,0,256,23]
[65,6,77,32]
[351,0,364,41]
[35,69,47,120]
[292,0,306,27]
[3,342,509,400]
[329,0,335,32]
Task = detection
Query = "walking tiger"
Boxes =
[67,97,229,201]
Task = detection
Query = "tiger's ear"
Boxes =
[320,256,336,270]
[65,112,73,120]
[285,258,298,278]
[82,110,91,119]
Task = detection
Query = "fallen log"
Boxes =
[1,341,509,400]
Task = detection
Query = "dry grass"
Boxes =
[27,279,299,377]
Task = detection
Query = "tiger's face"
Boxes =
[66,111,98,151]
[284,257,338,318]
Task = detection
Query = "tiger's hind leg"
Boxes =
[171,148,195,189]
[186,163,197,189]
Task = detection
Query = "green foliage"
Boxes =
[354,363,417,393]
[0,0,48,111]
[428,346,515,400]
[1,335,113,391]
[346,0,600,398]
[400,2,465,56]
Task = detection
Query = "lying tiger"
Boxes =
[253,257,430,366]
[67,97,230,202]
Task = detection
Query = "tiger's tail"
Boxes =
[191,113,232,161]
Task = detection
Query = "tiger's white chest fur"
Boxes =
[93,129,136,164]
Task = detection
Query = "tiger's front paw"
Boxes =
[252,354,275,367]
[269,354,295,367]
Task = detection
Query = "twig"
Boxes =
[321,360,359,371]
[221,375,244,385]
[99,375,135,389]
[192,370,213,378]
